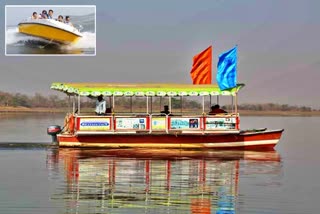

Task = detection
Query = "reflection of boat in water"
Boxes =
[47,148,282,214]
[57,148,281,161]
[18,19,83,44]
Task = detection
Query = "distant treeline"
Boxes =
[0,91,201,109]
[0,92,92,108]
[0,91,316,111]
[222,103,314,112]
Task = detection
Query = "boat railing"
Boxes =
[73,113,239,135]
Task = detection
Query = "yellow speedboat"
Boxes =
[18,19,83,44]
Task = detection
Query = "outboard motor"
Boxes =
[47,125,62,143]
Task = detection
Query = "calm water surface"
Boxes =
[0,114,319,214]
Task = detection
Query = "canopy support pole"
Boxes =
[209,95,212,107]
[150,97,153,114]
[68,95,71,113]
[202,96,205,114]
[146,96,149,114]
[72,95,75,113]
[169,97,172,113]
[77,95,80,114]
[231,96,234,113]
[130,97,133,113]
[112,96,115,113]
[217,95,219,105]
[235,93,238,115]
[180,96,183,115]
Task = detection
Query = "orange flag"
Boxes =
[190,46,212,84]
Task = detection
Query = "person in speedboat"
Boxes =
[47,9,54,19]
[64,16,74,27]
[57,15,64,22]
[40,10,48,19]
[31,12,38,20]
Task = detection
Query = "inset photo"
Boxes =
[5,5,96,56]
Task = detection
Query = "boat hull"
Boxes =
[18,22,81,44]
[57,129,284,150]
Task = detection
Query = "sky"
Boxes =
[1,0,320,108]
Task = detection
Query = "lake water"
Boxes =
[0,114,319,214]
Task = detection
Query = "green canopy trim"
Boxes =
[51,82,245,97]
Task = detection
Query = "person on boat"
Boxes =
[208,104,227,115]
[47,9,54,19]
[31,12,38,20]
[160,105,171,115]
[57,15,64,22]
[95,95,106,115]
[64,16,74,27]
[41,10,48,19]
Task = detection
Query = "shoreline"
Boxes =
[1,106,320,116]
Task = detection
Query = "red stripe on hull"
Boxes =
[57,130,283,150]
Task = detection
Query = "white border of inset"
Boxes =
[5,5,96,56]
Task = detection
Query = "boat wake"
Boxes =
[6,27,95,54]
[0,142,54,149]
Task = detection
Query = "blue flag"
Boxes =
[217,46,237,90]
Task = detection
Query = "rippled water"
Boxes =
[0,114,319,213]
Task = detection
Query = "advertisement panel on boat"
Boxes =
[205,117,236,129]
[151,117,166,130]
[170,118,201,130]
[116,118,147,130]
[78,118,111,131]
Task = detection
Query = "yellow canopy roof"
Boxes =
[51,82,245,97]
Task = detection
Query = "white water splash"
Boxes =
[63,31,96,50]
[5,27,45,45]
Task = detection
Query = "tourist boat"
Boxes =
[47,82,284,150]
[18,18,83,44]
